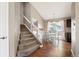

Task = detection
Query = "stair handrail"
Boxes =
[24,16,31,24]
[24,16,39,30]
[23,16,41,44]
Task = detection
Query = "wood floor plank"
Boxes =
[28,40,72,57]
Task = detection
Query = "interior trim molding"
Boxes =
[71,49,75,57]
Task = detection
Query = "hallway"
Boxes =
[29,40,72,57]
[0,2,77,57]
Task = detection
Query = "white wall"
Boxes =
[24,2,31,21]
[30,2,72,20]
[0,2,9,57]
[23,3,45,43]
[31,5,44,29]
[31,3,45,43]
[71,2,76,56]
[75,2,79,56]
[9,2,22,57]
[71,19,76,56]
[24,3,44,29]
[71,2,79,57]
[20,3,24,24]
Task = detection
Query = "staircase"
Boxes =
[17,24,40,57]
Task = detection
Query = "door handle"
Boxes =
[0,37,7,40]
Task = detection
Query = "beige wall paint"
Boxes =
[9,2,22,57]
[24,3,44,29]
[23,3,45,43]
[31,4,44,29]
[30,4,45,43]
[20,3,24,24]
[24,2,31,21]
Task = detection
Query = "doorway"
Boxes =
[47,20,65,46]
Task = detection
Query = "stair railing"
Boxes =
[23,16,42,44]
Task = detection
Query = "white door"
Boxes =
[0,2,9,57]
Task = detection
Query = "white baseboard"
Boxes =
[71,49,75,57]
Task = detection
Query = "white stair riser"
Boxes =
[20,39,35,44]
[19,41,37,50]
[21,32,30,34]
[21,35,32,37]
[19,41,37,47]
[17,45,39,57]
[17,25,40,57]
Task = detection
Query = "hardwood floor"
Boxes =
[28,40,72,57]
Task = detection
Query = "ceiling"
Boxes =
[30,2,72,20]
